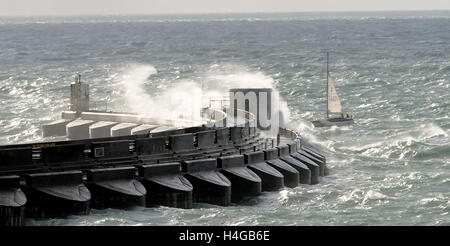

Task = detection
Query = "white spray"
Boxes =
[115,63,291,131]
[119,64,157,116]
[117,64,203,122]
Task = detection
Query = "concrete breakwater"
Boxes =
[0,80,327,226]
[0,124,326,226]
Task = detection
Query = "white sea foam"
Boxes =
[339,122,448,160]
[114,63,294,127]
[115,64,203,121]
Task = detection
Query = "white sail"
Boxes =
[327,73,342,114]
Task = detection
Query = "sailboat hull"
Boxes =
[312,117,354,127]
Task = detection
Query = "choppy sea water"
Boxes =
[0,11,449,226]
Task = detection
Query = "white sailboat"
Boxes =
[312,53,354,127]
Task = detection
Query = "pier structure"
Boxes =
[0,79,327,226]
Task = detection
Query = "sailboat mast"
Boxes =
[326,52,329,119]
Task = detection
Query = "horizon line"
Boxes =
[1,9,449,18]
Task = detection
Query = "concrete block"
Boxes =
[244,151,265,164]
[110,123,138,137]
[182,159,217,172]
[138,163,181,178]
[61,111,77,120]
[0,147,33,166]
[26,171,83,186]
[169,133,195,152]
[216,128,231,146]
[41,144,85,164]
[263,148,279,161]
[42,119,73,137]
[0,175,21,188]
[217,155,245,169]
[91,140,131,159]
[135,137,168,155]
[277,145,290,157]
[131,124,158,135]
[87,167,136,182]
[196,130,216,148]
[150,126,180,136]
[89,121,118,138]
[66,119,95,139]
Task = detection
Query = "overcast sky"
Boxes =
[1,0,449,16]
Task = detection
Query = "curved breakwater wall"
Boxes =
[0,123,326,226]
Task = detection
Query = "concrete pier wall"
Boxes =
[182,159,232,206]
[217,155,261,201]
[1,124,326,225]
[264,148,299,188]
[66,119,95,140]
[138,163,193,209]
[111,123,138,137]
[4,82,332,226]
[278,145,312,185]
[244,152,284,191]
[64,111,202,128]
[42,119,73,137]
[0,175,26,226]
[89,121,118,138]
[131,124,158,135]
[86,167,146,209]
[23,171,90,218]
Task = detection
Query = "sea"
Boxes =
[0,11,449,226]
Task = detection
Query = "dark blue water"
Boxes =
[0,11,449,225]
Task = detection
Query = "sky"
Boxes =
[0,0,449,16]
